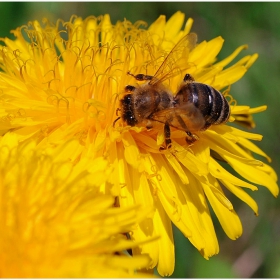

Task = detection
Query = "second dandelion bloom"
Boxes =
[0,11,278,276]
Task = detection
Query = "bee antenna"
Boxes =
[127,71,134,77]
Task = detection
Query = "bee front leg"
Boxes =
[124,85,136,92]
[113,116,121,127]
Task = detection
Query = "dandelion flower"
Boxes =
[0,11,278,276]
[0,132,154,277]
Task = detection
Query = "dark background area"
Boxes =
[1,2,279,277]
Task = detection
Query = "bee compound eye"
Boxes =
[122,94,132,105]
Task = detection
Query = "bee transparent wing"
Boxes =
[149,33,197,86]
[150,103,206,132]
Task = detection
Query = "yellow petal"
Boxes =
[213,65,247,89]
[164,11,185,39]
[172,142,209,176]
[184,17,194,34]
[154,201,175,276]
[237,137,271,162]
[245,53,259,68]
[209,157,258,191]
[148,15,166,34]
[122,131,140,169]
[190,36,224,68]
[221,181,259,215]
[212,125,263,142]
[202,180,243,240]
[223,152,278,197]
[101,14,113,44]
[231,105,267,115]
[182,170,220,258]
[214,44,248,69]
[165,155,189,184]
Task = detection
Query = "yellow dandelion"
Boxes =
[0,132,154,277]
[0,11,278,276]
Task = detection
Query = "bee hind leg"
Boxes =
[175,114,198,145]
[185,131,198,145]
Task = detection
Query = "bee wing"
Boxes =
[150,103,206,132]
[149,33,197,86]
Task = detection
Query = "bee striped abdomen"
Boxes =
[204,85,230,126]
[174,81,230,131]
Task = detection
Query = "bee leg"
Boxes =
[113,117,121,127]
[145,120,153,130]
[160,122,172,150]
[185,131,198,145]
[183,73,195,82]
[175,114,198,145]
[115,108,121,116]
[127,72,153,81]
[124,85,136,92]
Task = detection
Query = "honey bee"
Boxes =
[114,33,230,149]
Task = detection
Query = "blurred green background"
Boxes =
[1,2,279,278]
